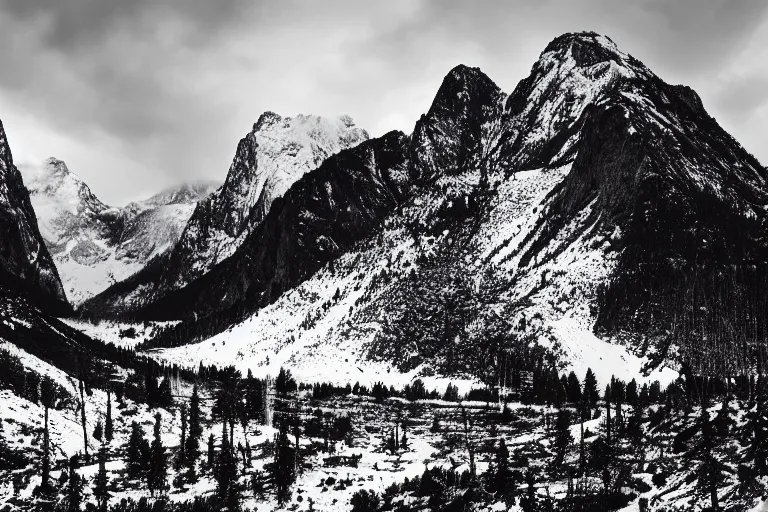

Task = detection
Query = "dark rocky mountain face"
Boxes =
[0,122,68,313]
[588,85,768,374]
[409,64,507,182]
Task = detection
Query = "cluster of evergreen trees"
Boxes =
[27,360,285,511]
[349,368,691,512]
[125,413,169,495]
[306,377,470,404]
[0,348,71,407]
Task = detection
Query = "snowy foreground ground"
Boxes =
[0,367,535,512]
[0,325,763,511]
[2,362,764,512]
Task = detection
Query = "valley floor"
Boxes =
[1,368,765,512]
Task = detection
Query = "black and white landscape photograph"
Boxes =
[1,1,767,510]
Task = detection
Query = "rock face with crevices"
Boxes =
[0,122,68,313]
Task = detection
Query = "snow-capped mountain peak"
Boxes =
[27,157,106,212]
[159,112,370,290]
[124,180,219,213]
[220,111,370,231]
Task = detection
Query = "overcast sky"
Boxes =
[1,0,766,205]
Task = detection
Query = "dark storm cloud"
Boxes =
[1,0,257,50]
[355,0,768,79]
[0,1,766,204]
[0,0,271,202]
[639,0,768,72]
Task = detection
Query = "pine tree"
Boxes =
[743,393,768,476]
[214,367,241,448]
[566,371,582,405]
[584,368,599,412]
[443,383,460,402]
[696,409,730,511]
[551,370,565,407]
[522,467,536,512]
[188,383,203,441]
[93,419,103,442]
[126,421,147,481]
[40,376,56,494]
[714,392,735,437]
[239,387,250,438]
[579,411,586,476]
[214,421,239,506]
[604,384,612,445]
[626,379,639,410]
[553,409,573,467]
[144,365,158,405]
[649,381,662,403]
[293,401,302,473]
[493,437,511,496]
[105,388,114,443]
[221,420,228,459]
[275,367,295,395]
[78,379,89,460]
[639,383,650,410]
[273,420,296,505]
[589,435,613,472]
[627,409,645,468]
[186,384,202,468]
[245,375,265,425]
[158,376,174,407]
[178,403,188,468]
[386,429,397,454]
[93,447,110,512]
[66,456,84,512]
[147,413,167,495]
[207,434,215,467]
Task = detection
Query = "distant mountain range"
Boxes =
[20,157,219,305]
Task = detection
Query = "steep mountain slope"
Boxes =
[177,113,369,274]
[114,182,220,264]
[0,120,133,388]
[0,123,68,313]
[143,32,764,387]
[84,114,368,313]
[84,66,505,324]
[22,158,217,305]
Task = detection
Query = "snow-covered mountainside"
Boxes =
[0,123,68,313]
[127,33,766,390]
[22,158,217,305]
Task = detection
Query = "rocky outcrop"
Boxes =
[0,123,68,313]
